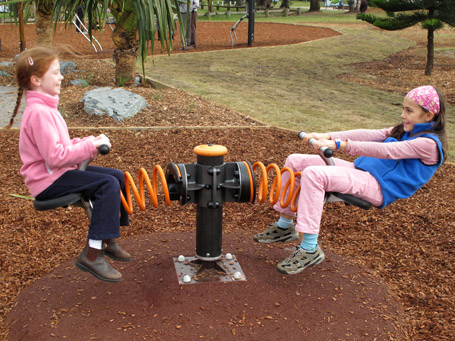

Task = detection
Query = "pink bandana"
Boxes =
[406,85,440,115]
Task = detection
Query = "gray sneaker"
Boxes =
[253,222,299,244]
[276,245,325,275]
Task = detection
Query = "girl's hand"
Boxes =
[303,132,331,145]
[93,134,112,149]
[312,139,336,152]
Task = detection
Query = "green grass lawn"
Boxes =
[142,11,455,160]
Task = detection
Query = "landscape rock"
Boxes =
[59,60,77,74]
[70,79,89,87]
[82,87,148,121]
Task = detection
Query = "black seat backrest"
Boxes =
[33,192,83,211]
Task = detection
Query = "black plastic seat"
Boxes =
[33,192,84,211]
[326,192,371,210]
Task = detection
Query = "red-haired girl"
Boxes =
[9,47,130,282]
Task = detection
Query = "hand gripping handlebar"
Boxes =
[298,131,334,159]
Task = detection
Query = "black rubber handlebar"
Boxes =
[321,146,333,158]
[298,131,334,158]
[98,144,110,155]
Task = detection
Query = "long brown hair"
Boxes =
[388,87,447,163]
[4,47,59,129]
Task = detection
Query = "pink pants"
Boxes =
[273,154,383,234]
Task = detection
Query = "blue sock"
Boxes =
[300,233,318,251]
[277,217,293,229]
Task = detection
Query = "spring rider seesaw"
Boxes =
[33,133,371,285]
[120,133,371,284]
[164,144,255,284]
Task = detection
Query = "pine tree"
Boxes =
[359,0,455,75]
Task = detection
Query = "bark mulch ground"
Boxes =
[1,21,454,340]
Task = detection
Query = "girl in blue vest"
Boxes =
[254,85,447,275]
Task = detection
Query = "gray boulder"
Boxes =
[82,87,148,121]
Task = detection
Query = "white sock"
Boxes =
[277,216,293,229]
[88,239,102,250]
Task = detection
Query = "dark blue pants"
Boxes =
[36,166,129,240]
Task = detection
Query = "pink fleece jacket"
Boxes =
[19,91,98,197]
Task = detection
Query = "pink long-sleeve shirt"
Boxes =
[329,127,439,165]
[19,91,97,197]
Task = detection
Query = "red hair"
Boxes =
[16,47,59,90]
[4,47,59,129]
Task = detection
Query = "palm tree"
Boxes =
[35,0,53,47]
[54,0,179,85]
[6,0,58,48]
[7,0,179,85]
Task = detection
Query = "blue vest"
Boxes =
[354,123,443,208]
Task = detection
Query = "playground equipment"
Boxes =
[33,133,371,285]
[119,133,370,283]
[230,13,248,47]
[121,144,254,284]
[230,0,254,47]
[73,14,103,53]
[166,144,254,283]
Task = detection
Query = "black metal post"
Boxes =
[166,144,255,283]
[248,0,255,46]
[195,152,225,260]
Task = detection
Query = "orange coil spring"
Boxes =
[120,162,301,214]
[252,162,301,212]
[121,166,171,215]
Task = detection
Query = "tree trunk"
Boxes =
[257,0,267,7]
[35,6,53,48]
[113,48,138,86]
[18,2,26,51]
[425,26,434,76]
[112,25,138,85]
[208,0,213,13]
[258,0,272,8]
[280,0,290,9]
[110,3,139,86]
[308,0,320,12]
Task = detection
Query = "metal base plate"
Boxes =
[173,254,247,285]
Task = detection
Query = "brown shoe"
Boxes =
[104,239,131,262]
[75,244,123,282]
